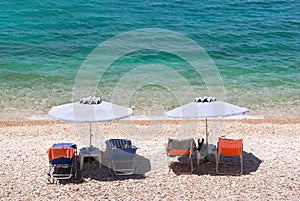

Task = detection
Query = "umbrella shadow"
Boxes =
[171,151,262,176]
[77,150,151,182]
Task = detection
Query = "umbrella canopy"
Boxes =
[165,97,249,151]
[48,97,133,146]
[165,98,249,119]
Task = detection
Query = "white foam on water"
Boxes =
[27,115,50,120]
[224,115,264,120]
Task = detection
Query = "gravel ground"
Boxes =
[0,118,299,201]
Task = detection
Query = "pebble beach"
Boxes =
[0,118,299,200]
[1,0,299,200]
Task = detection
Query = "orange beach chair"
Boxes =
[215,138,243,175]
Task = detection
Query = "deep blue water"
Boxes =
[0,0,299,118]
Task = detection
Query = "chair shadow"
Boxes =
[168,154,194,174]
[171,151,262,176]
[75,150,151,182]
[52,151,261,184]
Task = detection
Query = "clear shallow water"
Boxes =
[0,0,299,119]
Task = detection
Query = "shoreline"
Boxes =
[0,116,299,127]
[0,103,299,121]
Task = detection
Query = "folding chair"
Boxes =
[166,138,196,173]
[47,143,77,183]
[215,138,243,175]
[106,139,137,175]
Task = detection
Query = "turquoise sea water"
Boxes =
[0,0,299,119]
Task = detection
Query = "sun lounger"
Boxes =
[106,139,137,175]
[47,143,77,183]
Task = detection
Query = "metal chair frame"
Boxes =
[47,143,77,183]
[166,138,196,173]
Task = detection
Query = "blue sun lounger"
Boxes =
[106,139,137,175]
[47,143,77,183]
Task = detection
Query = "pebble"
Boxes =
[0,119,299,200]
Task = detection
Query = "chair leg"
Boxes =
[167,154,171,173]
[240,152,243,175]
[189,152,193,173]
[48,165,54,183]
[190,158,193,174]
[215,151,220,174]
[73,164,77,179]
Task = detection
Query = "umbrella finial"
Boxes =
[195,97,202,103]
[195,96,217,103]
[80,96,102,105]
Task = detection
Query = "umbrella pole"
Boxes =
[204,118,210,162]
[206,118,208,147]
[89,123,92,147]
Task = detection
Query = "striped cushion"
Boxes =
[107,139,132,149]
[52,143,77,150]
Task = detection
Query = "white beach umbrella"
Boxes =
[48,97,133,147]
[165,97,249,148]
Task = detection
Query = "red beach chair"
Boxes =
[215,138,243,175]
